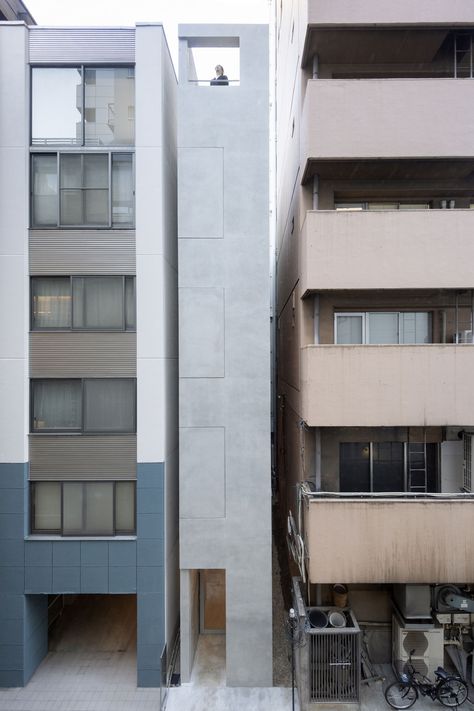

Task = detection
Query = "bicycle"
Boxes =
[384,649,468,709]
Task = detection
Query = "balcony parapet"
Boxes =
[307,0,474,28]
[301,344,474,427]
[301,209,474,294]
[302,490,474,583]
[301,79,474,175]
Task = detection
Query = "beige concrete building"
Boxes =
[276,1,474,706]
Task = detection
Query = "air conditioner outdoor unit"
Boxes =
[392,615,444,680]
[455,330,473,344]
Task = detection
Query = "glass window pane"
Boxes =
[83,154,108,188]
[60,154,82,188]
[399,204,430,210]
[368,313,399,344]
[32,67,82,146]
[33,482,61,531]
[335,315,363,344]
[60,190,83,225]
[367,203,398,211]
[115,482,135,532]
[84,68,135,146]
[32,154,58,226]
[334,203,364,211]
[340,443,370,492]
[63,482,83,534]
[400,312,431,344]
[32,380,82,431]
[83,379,135,432]
[71,277,85,328]
[84,190,109,225]
[112,154,134,226]
[32,277,71,329]
[373,442,404,492]
[125,277,136,330]
[73,277,123,329]
[84,482,114,534]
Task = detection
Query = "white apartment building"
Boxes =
[0,22,178,688]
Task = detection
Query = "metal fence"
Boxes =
[308,609,361,703]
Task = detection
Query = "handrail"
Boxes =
[187,79,240,85]
[300,484,474,501]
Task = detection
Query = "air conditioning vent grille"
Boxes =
[402,631,429,656]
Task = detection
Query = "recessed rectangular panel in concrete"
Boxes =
[178,148,223,238]
[180,287,224,377]
[180,427,225,518]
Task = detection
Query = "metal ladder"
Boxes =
[407,442,427,493]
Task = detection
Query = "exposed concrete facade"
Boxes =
[177,24,272,687]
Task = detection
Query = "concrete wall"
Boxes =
[135,24,178,686]
[178,24,272,687]
[301,210,474,293]
[301,344,474,427]
[302,79,474,161]
[305,497,474,583]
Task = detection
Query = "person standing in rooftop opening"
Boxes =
[210,65,229,86]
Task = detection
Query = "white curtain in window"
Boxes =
[84,483,114,534]
[84,379,135,432]
[115,481,135,531]
[112,154,134,226]
[33,380,82,430]
[73,277,123,329]
[368,313,399,344]
[400,312,431,343]
[34,482,61,531]
[335,315,363,344]
[63,482,83,534]
[32,154,58,226]
[33,278,71,328]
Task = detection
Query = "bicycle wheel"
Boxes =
[436,678,468,707]
[384,682,418,709]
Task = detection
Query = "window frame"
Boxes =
[334,311,432,345]
[30,377,137,434]
[30,275,136,332]
[30,64,135,148]
[334,312,366,344]
[30,151,135,229]
[339,442,439,493]
[30,480,136,536]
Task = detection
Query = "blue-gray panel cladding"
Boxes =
[0,461,166,688]
[137,462,165,688]
[0,464,27,687]
[23,596,47,684]
[23,540,138,594]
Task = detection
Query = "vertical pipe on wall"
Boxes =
[315,428,321,491]
[313,294,320,344]
[312,54,319,79]
[312,174,319,210]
